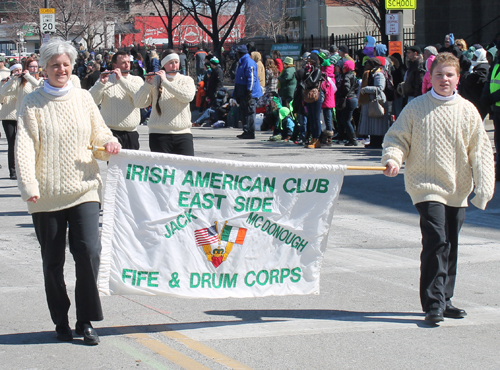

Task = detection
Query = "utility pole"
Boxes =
[45,0,49,7]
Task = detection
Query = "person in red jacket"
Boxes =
[273,50,283,73]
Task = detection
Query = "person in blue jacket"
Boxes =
[233,44,263,139]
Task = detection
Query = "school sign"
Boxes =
[386,0,416,10]
[98,150,345,298]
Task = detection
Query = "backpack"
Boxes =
[302,69,322,103]
[303,88,319,103]
[381,67,395,102]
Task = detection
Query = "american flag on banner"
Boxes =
[194,225,219,246]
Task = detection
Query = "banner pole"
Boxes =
[88,146,386,171]
[346,166,386,171]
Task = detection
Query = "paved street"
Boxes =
[1,121,500,369]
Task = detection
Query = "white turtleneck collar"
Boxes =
[43,80,74,97]
[430,88,457,102]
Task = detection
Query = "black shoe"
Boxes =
[237,132,255,139]
[55,324,73,342]
[344,140,359,146]
[425,307,444,323]
[10,174,17,180]
[444,304,467,318]
[75,321,100,345]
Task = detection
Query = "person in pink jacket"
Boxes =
[422,54,436,94]
[321,71,337,145]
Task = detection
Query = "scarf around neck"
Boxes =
[43,80,74,97]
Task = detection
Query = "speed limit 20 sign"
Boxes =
[40,8,56,33]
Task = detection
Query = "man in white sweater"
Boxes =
[382,53,495,324]
[90,51,144,149]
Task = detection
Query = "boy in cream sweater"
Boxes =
[382,52,495,324]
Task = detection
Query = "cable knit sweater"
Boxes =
[382,92,495,210]
[0,81,17,120]
[90,73,144,131]
[15,87,118,214]
[134,74,196,134]
[0,73,43,114]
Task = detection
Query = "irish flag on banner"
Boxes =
[221,225,247,245]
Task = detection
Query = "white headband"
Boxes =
[161,53,179,68]
[10,64,22,71]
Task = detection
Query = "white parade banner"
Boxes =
[98,150,345,298]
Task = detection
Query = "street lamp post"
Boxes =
[17,30,25,57]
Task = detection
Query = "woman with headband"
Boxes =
[0,57,43,114]
[134,49,196,155]
[0,63,22,180]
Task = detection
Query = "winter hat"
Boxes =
[272,96,282,109]
[302,52,310,60]
[339,45,349,54]
[365,36,376,48]
[319,49,330,57]
[368,57,382,68]
[283,56,294,65]
[210,56,219,64]
[279,107,291,122]
[375,44,387,56]
[487,46,497,59]
[237,45,248,54]
[424,46,438,56]
[408,45,422,54]
[311,50,319,54]
[343,60,355,72]
[376,56,386,66]
[474,48,488,63]
[307,53,320,64]
[318,52,329,61]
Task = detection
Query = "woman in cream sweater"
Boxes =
[134,49,196,155]
[0,57,43,113]
[15,38,120,345]
[0,64,21,179]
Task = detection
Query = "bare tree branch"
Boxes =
[336,0,388,44]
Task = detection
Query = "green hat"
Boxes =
[283,56,294,65]
[272,96,282,109]
[210,57,219,64]
[279,107,290,122]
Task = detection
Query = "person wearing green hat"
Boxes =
[206,57,224,105]
[268,99,295,141]
[278,56,296,106]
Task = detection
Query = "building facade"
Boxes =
[415,0,500,47]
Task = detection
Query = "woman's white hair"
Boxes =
[39,37,78,68]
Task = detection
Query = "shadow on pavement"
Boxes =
[0,309,438,345]
[0,211,29,217]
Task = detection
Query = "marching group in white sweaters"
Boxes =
[0,38,496,342]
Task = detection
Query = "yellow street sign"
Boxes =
[40,8,55,14]
[386,0,416,10]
